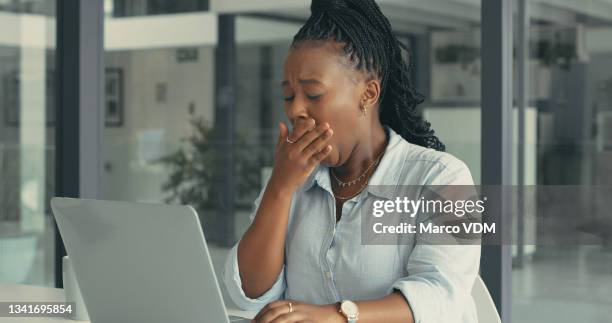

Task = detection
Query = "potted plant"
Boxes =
[156,117,261,245]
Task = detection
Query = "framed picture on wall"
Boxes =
[3,70,20,126]
[2,70,56,127]
[46,70,56,126]
[105,67,123,127]
[430,30,481,103]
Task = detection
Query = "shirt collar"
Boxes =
[303,125,405,200]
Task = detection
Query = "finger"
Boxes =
[277,122,289,147]
[308,145,332,166]
[257,304,292,323]
[255,301,290,322]
[269,312,306,323]
[294,122,331,152]
[288,118,316,143]
[302,127,333,157]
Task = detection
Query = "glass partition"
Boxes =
[0,0,56,286]
[512,1,612,322]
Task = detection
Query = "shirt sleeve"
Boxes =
[223,179,287,311]
[390,155,481,323]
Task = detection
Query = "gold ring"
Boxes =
[286,137,295,144]
[288,302,293,313]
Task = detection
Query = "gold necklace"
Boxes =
[333,179,369,200]
[330,154,382,187]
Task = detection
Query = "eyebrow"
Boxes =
[281,79,322,87]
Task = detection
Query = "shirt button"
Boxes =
[325,271,333,279]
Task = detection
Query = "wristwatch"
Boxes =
[339,300,359,322]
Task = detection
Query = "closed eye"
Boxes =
[283,94,323,101]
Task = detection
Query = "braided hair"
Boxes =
[291,0,445,151]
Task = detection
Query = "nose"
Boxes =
[286,98,310,128]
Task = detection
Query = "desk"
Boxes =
[0,283,255,322]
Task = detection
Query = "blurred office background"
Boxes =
[1,1,611,322]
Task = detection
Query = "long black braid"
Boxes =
[292,0,445,151]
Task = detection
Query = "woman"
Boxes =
[224,0,480,322]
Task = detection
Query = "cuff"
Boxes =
[223,242,286,311]
[390,277,459,323]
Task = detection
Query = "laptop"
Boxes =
[51,197,251,323]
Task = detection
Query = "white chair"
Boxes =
[471,275,501,323]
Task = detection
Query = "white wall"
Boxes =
[424,106,538,185]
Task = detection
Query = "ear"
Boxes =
[360,77,381,110]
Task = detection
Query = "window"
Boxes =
[0,0,56,286]
[512,1,612,322]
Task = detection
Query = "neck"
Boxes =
[333,123,388,179]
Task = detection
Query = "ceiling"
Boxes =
[214,0,612,35]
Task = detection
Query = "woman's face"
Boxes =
[282,40,372,166]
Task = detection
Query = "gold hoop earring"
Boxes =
[361,103,367,116]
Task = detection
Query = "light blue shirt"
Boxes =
[224,126,480,323]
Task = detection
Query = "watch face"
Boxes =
[341,301,359,316]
